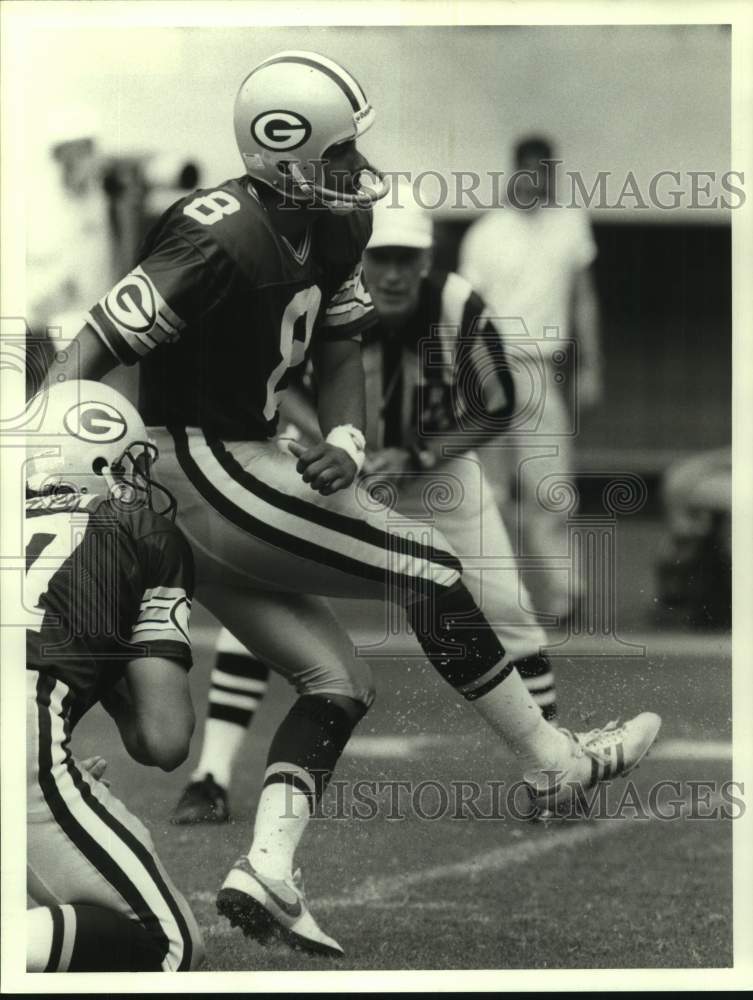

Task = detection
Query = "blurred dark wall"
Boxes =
[434,220,732,466]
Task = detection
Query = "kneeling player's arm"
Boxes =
[101,679,156,768]
[112,657,195,771]
[116,523,196,769]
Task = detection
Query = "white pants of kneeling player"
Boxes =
[26,671,203,972]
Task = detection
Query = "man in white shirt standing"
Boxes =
[459,135,602,618]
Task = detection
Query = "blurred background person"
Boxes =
[458,134,602,620]
[25,108,112,399]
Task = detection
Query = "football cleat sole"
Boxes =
[216,860,343,957]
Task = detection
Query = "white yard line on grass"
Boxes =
[315,787,727,910]
[651,739,731,760]
[316,819,627,908]
[344,734,731,762]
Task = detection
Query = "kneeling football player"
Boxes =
[25,381,204,972]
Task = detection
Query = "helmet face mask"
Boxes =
[106,440,178,521]
[26,381,177,520]
[234,50,389,212]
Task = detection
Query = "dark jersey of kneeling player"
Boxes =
[84,178,375,441]
[25,490,194,728]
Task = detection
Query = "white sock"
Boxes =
[192,717,248,789]
[247,783,311,880]
[472,667,571,771]
[27,907,55,972]
[27,906,76,972]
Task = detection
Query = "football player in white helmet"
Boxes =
[46,50,652,961]
[25,381,202,972]
[26,379,176,518]
[234,49,388,211]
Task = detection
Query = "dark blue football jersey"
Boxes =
[86,178,375,439]
[25,492,194,725]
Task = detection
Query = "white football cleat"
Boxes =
[524,711,662,817]
[216,857,343,957]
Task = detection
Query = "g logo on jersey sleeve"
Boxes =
[251,110,312,151]
[105,274,156,334]
[64,401,127,442]
[87,265,186,363]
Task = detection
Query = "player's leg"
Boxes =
[200,586,373,955]
[163,429,574,770]
[163,430,659,815]
[172,627,270,824]
[165,429,658,774]
[27,904,164,972]
[27,672,204,972]
[426,454,558,720]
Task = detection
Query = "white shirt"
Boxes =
[458,206,596,356]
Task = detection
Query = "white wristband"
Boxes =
[326,424,366,473]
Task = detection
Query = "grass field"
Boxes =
[70,573,734,973]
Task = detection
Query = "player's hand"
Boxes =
[80,755,110,786]
[361,448,413,476]
[288,440,357,495]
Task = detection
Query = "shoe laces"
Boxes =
[560,719,622,765]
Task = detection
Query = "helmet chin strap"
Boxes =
[288,162,390,211]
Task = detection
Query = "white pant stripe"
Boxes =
[58,904,76,972]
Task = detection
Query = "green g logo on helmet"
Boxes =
[63,401,127,443]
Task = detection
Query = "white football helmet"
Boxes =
[26,380,176,519]
[234,50,389,211]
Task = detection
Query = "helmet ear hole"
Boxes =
[92,457,107,476]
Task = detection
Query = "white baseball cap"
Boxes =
[367,179,433,249]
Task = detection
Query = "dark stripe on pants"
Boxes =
[170,426,454,592]
[43,905,65,972]
[34,674,184,969]
[205,431,463,575]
